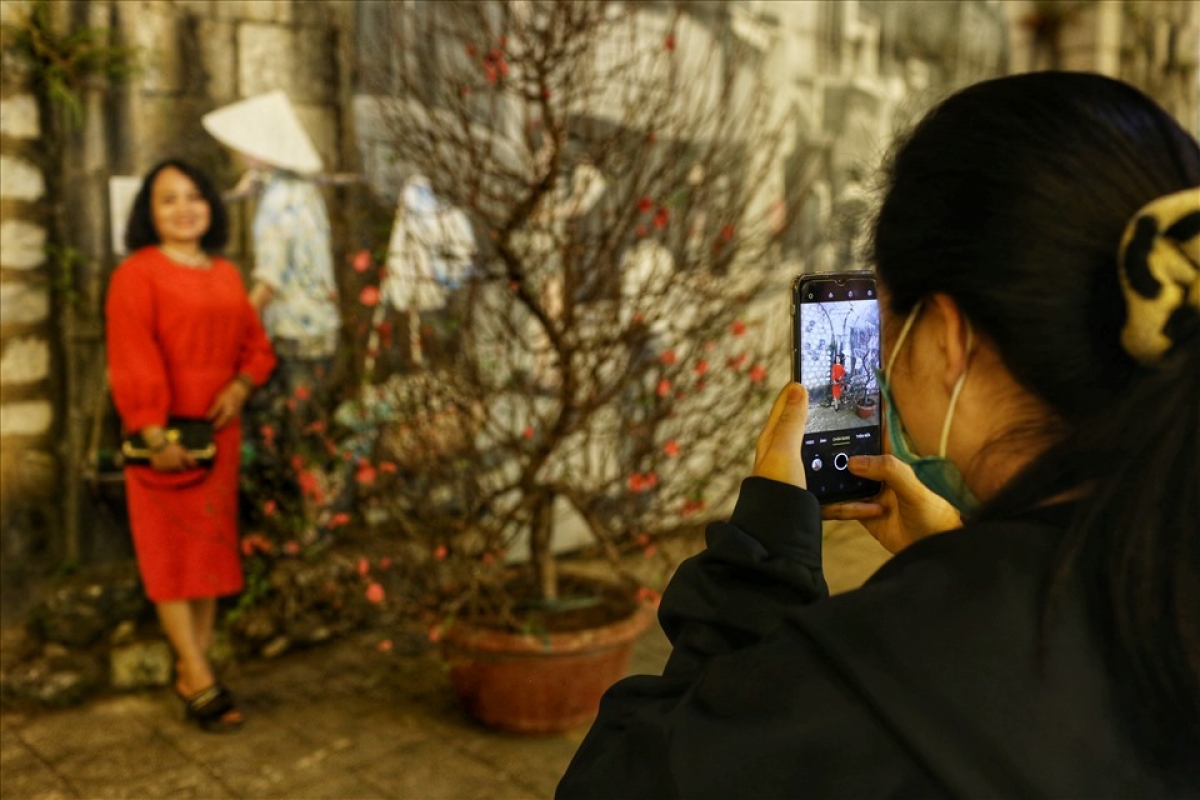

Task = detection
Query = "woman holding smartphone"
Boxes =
[559,72,1199,797]
[107,159,276,731]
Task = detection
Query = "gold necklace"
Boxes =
[159,245,211,269]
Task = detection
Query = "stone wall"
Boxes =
[0,0,59,590]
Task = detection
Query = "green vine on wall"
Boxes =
[1,0,138,130]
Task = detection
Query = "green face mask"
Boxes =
[875,301,980,515]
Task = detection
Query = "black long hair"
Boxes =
[124,159,229,253]
[871,72,1200,772]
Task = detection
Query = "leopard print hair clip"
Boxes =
[1118,187,1200,365]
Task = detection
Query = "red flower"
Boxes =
[263,499,277,517]
[378,639,393,653]
[434,544,448,561]
[727,353,748,370]
[731,319,747,336]
[644,472,659,490]
[353,249,372,273]
[356,462,377,486]
[522,425,535,440]
[284,540,301,556]
[693,359,709,376]
[293,385,311,401]
[656,379,671,398]
[721,224,735,241]
[653,207,669,230]
[664,33,676,51]
[482,552,495,565]
[379,461,398,474]
[379,556,393,570]
[302,420,326,435]
[660,349,677,366]
[290,455,305,471]
[627,474,646,493]
[260,424,276,444]
[428,624,443,643]
[643,543,658,558]
[636,586,662,609]
[357,557,370,576]
[636,224,648,238]
[637,196,654,213]
[663,440,680,458]
[749,364,767,383]
[328,512,351,529]
[365,582,385,604]
[298,469,319,498]
[359,286,381,307]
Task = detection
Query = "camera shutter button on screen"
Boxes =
[834,453,850,471]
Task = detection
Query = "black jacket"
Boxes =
[558,478,1189,798]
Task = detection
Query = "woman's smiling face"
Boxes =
[150,166,211,248]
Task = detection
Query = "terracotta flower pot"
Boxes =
[440,599,656,734]
[856,399,877,420]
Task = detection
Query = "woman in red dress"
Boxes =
[106,160,276,731]
[830,353,847,411]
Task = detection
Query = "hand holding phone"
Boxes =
[822,454,963,553]
[752,383,810,488]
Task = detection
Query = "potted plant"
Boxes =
[346,0,800,733]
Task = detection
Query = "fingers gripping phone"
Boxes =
[791,272,882,504]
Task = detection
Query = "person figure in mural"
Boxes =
[201,91,341,538]
[829,352,846,411]
[377,174,477,376]
[558,73,1200,796]
[106,160,276,732]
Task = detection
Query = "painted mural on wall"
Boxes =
[352,0,1010,277]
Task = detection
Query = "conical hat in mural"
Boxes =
[201,90,323,175]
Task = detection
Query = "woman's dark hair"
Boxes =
[124,159,229,253]
[871,72,1200,774]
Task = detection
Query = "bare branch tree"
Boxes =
[353,0,802,625]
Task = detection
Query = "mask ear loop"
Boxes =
[938,320,973,457]
[885,300,924,379]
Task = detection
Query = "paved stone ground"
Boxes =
[0,522,889,800]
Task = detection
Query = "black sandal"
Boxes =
[179,683,244,733]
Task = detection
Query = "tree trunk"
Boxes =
[530,493,558,602]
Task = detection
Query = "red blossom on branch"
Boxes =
[660,349,677,366]
[637,196,654,212]
[653,207,669,230]
[357,557,370,576]
[748,364,767,383]
[656,379,672,398]
[356,462,377,486]
[664,33,676,51]
[663,440,680,458]
[353,249,372,272]
[693,359,709,376]
[365,582,385,604]
[359,286,381,307]
[434,544,448,561]
[731,319,747,336]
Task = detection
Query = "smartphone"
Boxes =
[791,272,882,504]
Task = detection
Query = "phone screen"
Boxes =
[791,273,882,504]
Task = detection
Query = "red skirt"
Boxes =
[125,422,244,602]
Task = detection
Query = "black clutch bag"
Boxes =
[121,418,216,467]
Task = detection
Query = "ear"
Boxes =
[926,293,972,390]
